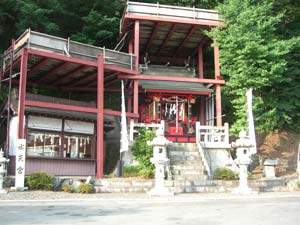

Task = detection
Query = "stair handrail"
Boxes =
[196,122,211,178]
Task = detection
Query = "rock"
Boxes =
[53,177,63,191]
[85,176,95,185]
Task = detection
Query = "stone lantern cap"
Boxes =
[231,130,253,148]
[148,128,171,146]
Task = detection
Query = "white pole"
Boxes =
[246,88,257,154]
[120,80,129,153]
[297,143,300,182]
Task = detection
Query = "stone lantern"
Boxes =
[147,128,174,196]
[231,130,256,194]
[0,149,10,194]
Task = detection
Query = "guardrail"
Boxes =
[129,119,165,142]
[3,29,136,71]
[124,1,222,22]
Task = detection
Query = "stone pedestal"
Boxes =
[232,162,254,194]
[264,159,278,178]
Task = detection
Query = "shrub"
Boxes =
[214,167,237,180]
[131,128,156,176]
[61,184,73,193]
[296,181,300,190]
[77,183,96,194]
[25,172,55,190]
[124,166,140,177]
[138,167,154,179]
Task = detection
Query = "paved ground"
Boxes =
[1,192,300,225]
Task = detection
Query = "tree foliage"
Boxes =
[209,0,300,133]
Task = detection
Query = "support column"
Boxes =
[200,96,205,125]
[134,20,140,73]
[214,41,222,126]
[133,80,139,121]
[198,46,204,78]
[18,48,28,139]
[133,20,140,121]
[96,54,104,178]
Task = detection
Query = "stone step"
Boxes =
[172,174,208,181]
[171,170,205,176]
[170,160,204,165]
[168,151,200,157]
[169,155,202,161]
[168,147,199,152]
[170,164,205,171]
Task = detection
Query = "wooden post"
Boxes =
[198,46,204,78]
[200,96,205,125]
[96,54,104,178]
[214,41,222,126]
[134,20,140,73]
[18,48,28,139]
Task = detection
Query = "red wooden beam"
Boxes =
[52,65,88,85]
[104,64,136,74]
[37,61,70,83]
[103,109,139,118]
[27,49,98,67]
[214,40,220,79]
[104,72,118,82]
[215,84,222,126]
[25,100,98,113]
[18,48,28,139]
[123,14,223,28]
[60,86,97,92]
[104,78,119,87]
[134,20,140,73]
[118,74,225,85]
[28,58,50,75]
[133,80,139,120]
[96,54,104,178]
[156,24,176,55]
[198,45,204,78]
[191,36,210,57]
[144,22,160,52]
[174,26,197,56]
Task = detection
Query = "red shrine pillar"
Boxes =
[133,20,140,121]
[214,40,222,127]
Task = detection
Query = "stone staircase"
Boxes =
[165,142,209,193]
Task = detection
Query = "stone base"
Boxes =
[147,187,174,196]
[232,187,258,195]
[0,189,8,194]
[10,186,28,192]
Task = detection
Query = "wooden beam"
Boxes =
[28,58,50,75]
[103,109,139,118]
[18,48,28,139]
[144,22,160,52]
[104,64,136,74]
[156,24,176,55]
[192,36,210,57]
[51,65,88,85]
[134,20,140,73]
[118,74,225,85]
[198,45,204,78]
[174,26,197,56]
[215,84,222,126]
[25,100,98,113]
[144,89,211,95]
[71,72,97,86]
[96,54,104,178]
[213,40,220,79]
[140,55,187,64]
[133,80,139,118]
[37,61,70,83]
[28,48,98,67]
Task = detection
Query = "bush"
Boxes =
[26,172,55,190]
[124,166,140,177]
[138,167,154,179]
[61,184,73,193]
[214,167,237,180]
[131,128,156,176]
[297,181,300,190]
[77,183,96,194]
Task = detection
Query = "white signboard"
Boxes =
[15,139,26,189]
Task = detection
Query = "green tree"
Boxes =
[209,0,300,133]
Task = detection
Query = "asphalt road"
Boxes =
[1,194,300,225]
